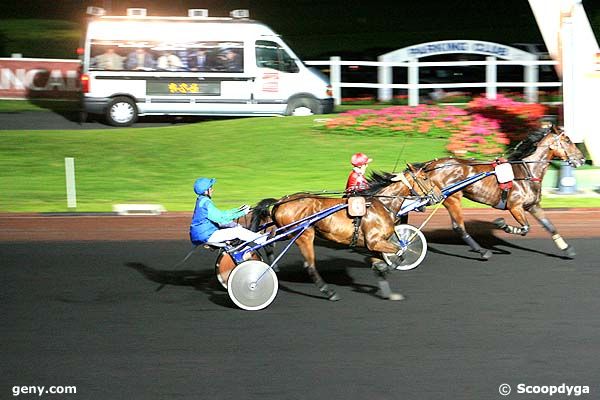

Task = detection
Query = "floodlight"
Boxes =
[188,9,209,18]
[127,8,147,17]
[86,6,106,16]
[230,9,249,19]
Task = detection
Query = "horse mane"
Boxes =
[362,171,397,195]
[251,198,278,231]
[507,126,552,161]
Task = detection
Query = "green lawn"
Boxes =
[1,110,598,212]
[0,116,449,212]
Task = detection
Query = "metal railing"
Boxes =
[305,57,562,105]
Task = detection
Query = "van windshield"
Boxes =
[88,40,244,72]
[255,40,299,73]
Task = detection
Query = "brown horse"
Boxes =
[252,166,431,301]
[416,125,585,259]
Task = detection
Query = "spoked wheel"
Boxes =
[227,260,278,311]
[215,251,262,289]
[382,224,428,271]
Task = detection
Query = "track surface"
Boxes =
[1,210,599,399]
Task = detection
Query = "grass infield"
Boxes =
[1,109,598,212]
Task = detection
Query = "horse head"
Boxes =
[391,163,442,201]
[548,125,586,167]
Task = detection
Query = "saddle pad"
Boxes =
[347,196,367,217]
[494,162,514,184]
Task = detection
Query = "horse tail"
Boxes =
[251,198,278,231]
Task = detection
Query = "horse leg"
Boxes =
[296,229,341,301]
[365,233,404,301]
[444,195,492,259]
[367,255,405,301]
[528,205,575,258]
[493,206,530,236]
[263,243,279,272]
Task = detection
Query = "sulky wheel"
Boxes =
[382,224,428,271]
[227,260,278,311]
[215,251,262,290]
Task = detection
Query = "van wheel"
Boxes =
[286,97,319,116]
[106,97,138,127]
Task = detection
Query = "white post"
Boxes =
[524,58,539,103]
[408,58,419,106]
[378,55,393,102]
[562,16,576,144]
[330,56,342,106]
[65,157,77,209]
[485,56,497,100]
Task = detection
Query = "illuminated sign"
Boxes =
[407,41,510,58]
[147,80,220,95]
[381,40,536,62]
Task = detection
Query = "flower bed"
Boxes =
[321,94,550,159]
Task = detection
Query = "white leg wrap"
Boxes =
[552,234,569,250]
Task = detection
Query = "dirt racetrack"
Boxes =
[1,208,598,242]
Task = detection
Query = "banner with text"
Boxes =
[0,58,81,100]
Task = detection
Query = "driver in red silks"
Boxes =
[345,152,372,193]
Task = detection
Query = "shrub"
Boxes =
[324,105,470,138]
[320,94,550,159]
[465,94,547,143]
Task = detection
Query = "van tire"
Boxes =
[106,97,138,127]
[286,96,319,116]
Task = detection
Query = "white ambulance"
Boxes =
[80,8,333,126]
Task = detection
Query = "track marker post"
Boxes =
[65,157,77,210]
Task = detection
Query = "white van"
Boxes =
[80,8,334,126]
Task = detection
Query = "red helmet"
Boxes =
[351,152,373,167]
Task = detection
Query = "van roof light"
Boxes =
[188,9,209,18]
[230,9,249,19]
[127,8,147,17]
[86,6,106,16]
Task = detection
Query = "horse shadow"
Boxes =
[274,254,383,300]
[424,219,568,260]
[125,257,381,305]
[124,262,235,308]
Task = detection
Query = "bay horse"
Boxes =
[416,125,585,259]
[252,165,432,301]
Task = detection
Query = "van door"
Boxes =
[252,40,302,114]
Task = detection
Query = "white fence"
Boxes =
[305,57,562,106]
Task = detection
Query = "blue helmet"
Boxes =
[194,177,216,195]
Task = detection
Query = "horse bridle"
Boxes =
[403,168,443,204]
[549,126,579,166]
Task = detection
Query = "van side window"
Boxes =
[255,40,299,73]
[88,40,244,73]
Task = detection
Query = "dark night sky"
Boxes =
[1,0,598,59]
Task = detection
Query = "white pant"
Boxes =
[207,225,268,245]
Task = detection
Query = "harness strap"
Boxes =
[350,216,362,248]
[396,172,417,196]
[493,188,510,210]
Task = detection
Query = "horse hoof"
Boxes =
[387,293,405,301]
[493,218,506,228]
[372,261,393,274]
[480,250,493,260]
[564,246,576,259]
[328,293,341,301]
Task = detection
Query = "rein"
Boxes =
[422,159,552,173]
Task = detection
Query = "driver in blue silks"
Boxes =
[189,177,267,246]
